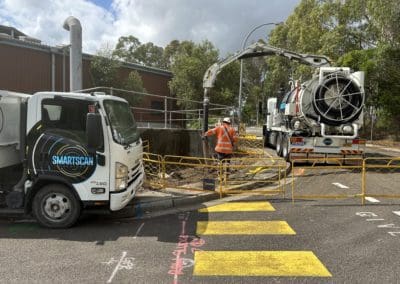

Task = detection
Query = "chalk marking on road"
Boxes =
[332,182,349,189]
[378,224,400,229]
[133,223,145,239]
[356,212,378,217]
[388,232,400,237]
[103,251,135,283]
[365,197,380,203]
[366,219,385,221]
[393,211,400,217]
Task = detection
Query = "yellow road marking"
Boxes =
[194,251,332,277]
[196,221,295,235]
[198,201,275,212]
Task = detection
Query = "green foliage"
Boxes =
[113,36,141,63]
[113,35,166,69]
[119,71,146,106]
[90,48,120,87]
[90,47,146,107]
[168,40,240,110]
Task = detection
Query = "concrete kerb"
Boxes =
[108,188,219,219]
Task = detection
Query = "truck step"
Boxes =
[0,208,24,216]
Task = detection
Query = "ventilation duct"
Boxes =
[63,16,82,91]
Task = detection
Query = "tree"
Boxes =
[132,42,166,68]
[168,40,240,111]
[90,47,120,87]
[113,36,166,69]
[113,36,141,63]
[90,47,146,107]
[119,71,146,106]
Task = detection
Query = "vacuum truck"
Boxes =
[202,41,365,161]
[264,67,365,160]
[0,90,144,228]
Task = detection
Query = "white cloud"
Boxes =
[0,0,300,55]
[0,0,115,52]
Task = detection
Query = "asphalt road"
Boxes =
[0,145,400,283]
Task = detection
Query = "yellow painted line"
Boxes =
[196,221,295,235]
[194,251,332,277]
[198,201,275,212]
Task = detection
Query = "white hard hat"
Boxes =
[222,117,231,124]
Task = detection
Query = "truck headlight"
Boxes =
[115,162,128,191]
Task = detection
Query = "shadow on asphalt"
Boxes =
[0,205,212,244]
[0,197,296,243]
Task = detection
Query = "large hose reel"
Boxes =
[312,74,364,126]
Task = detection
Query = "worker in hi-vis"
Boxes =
[203,117,238,161]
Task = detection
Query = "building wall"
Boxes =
[0,39,181,125]
[0,44,52,93]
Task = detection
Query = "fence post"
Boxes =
[162,157,166,190]
[164,96,168,129]
[198,109,202,130]
[291,160,295,204]
[361,158,366,205]
[218,162,223,199]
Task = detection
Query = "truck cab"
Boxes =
[0,90,144,228]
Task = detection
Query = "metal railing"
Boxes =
[76,86,234,129]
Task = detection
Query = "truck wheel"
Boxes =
[281,135,290,161]
[276,133,283,157]
[264,131,270,147]
[32,184,81,228]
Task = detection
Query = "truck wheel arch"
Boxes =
[25,177,82,214]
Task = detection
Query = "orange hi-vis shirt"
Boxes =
[205,123,238,154]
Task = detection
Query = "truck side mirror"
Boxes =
[86,113,104,150]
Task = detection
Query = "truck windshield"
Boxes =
[103,100,140,146]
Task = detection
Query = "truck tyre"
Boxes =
[32,184,81,228]
[264,131,270,147]
[281,135,290,161]
[276,133,283,157]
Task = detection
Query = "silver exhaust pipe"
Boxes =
[63,16,82,91]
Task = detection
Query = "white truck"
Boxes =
[202,41,366,161]
[0,90,144,228]
[264,67,366,161]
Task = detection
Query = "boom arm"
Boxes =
[202,41,331,90]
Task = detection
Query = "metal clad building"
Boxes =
[0,25,179,126]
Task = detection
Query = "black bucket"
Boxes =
[202,178,215,191]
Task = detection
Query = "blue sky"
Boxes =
[90,0,112,9]
[0,0,300,55]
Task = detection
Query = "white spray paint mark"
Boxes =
[388,232,400,237]
[332,182,349,189]
[365,197,380,203]
[133,223,145,239]
[393,211,400,217]
[102,251,135,283]
[366,219,385,221]
[378,224,400,229]
[356,212,378,217]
